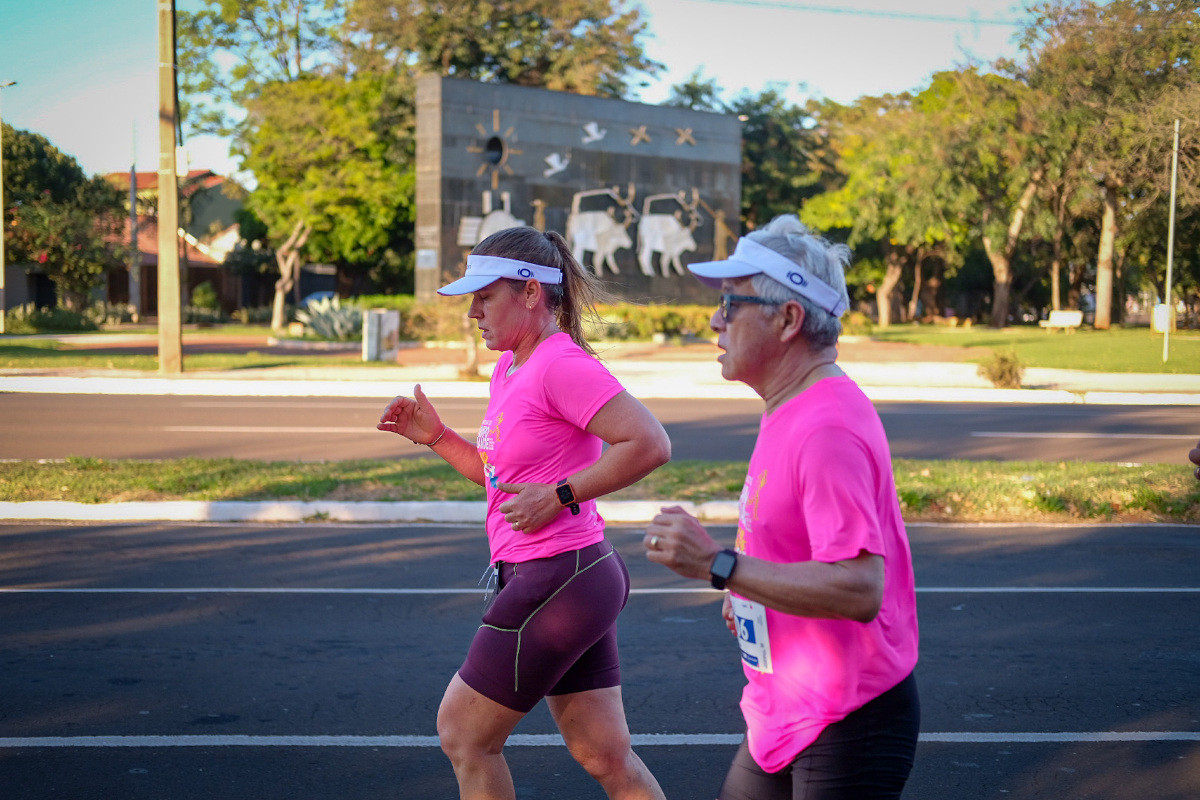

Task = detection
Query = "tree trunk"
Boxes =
[907,258,923,321]
[921,257,944,318]
[1094,185,1117,330]
[1068,260,1084,311]
[269,221,311,333]
[1049,188,1068,312]
[876,250,904,328]
[981,171,1042,328]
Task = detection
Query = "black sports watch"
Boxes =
[710,548,738,590]
[555,480,580,515]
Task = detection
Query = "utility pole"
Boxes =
[157,0,183,372]
[0,80,16,335]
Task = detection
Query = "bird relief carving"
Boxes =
[581,122,607,144]
[543,151,570,178]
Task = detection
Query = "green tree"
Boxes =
[916,70,1047,328]
[663,69,725,112]
[802,94,966,326]
[1023,0,1200,328]
[2,125,127,310]
[178,0,346,141]
[728,87,832,231]
[244,74,415,275]
[347,0,661,98]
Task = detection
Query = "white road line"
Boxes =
[971,431,1196,440]
[163,426,374,434]
[161,426,478,436]
[1,587,1197,595]
[1,732,1197,748]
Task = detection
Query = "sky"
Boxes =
[0,0,1033,180]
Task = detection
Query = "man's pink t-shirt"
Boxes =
[477,332,624,563]
[732,375,919,773]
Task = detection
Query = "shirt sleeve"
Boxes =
[795,426,886,563]
[540,348,625,431]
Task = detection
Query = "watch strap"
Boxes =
[556,479,580,516]
[710,548,738,590]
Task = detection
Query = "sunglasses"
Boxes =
[719,293,780,322]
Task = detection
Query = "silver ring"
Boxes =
[649,535,660,549]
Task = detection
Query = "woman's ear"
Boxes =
[524,279,541,309]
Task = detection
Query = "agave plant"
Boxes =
[294,296,363,341]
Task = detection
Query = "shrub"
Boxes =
[232,305,274,324]
[841,311,875,336]
[3,303,99,333]
[977,349,1024,389]
[89,302,138,325]
[191,281,219,310]
[294,296,363,341]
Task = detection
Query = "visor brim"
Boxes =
[436,274,502,296]
[686,258,764,289]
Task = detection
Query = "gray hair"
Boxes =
[747,215,851,348]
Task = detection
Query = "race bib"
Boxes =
[731,596,773,674]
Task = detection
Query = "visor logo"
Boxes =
[517,267,533,278]
[787,271,808,287]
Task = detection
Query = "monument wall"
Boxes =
[415,76,742,303]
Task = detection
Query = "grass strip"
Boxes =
[2,457,1197,524]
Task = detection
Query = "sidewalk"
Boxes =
[2,336,1198,404]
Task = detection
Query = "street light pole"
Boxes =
[0,80,17,335]
[1162,118,1179,364]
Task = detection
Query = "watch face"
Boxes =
[711,550,736,578]
[556,483,574,504]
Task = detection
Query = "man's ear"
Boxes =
[778,299,806,342]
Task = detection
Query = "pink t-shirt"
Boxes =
[732,375,919,772]
[477,332,624,563]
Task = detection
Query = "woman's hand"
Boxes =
[495,481,563,533]
[376,384,444,445]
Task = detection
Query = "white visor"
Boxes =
[688,237,849,317]
[437,255,564,296]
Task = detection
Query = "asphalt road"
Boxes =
[1,520,1198,799]
[1,393,1197,464]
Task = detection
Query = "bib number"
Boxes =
[730,596,773,674]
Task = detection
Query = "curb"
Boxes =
[1,374,1197,404]
[0,500,741,524]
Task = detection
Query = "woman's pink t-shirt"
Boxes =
[732,376,919,772]
[477,332,624,563]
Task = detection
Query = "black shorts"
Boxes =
[718,671,921,800]
[458,541,629,713]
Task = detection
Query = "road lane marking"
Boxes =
[971,431,1196,440]
[2,731,1197,748]
[2,587,1197,595]
[161,426,478,436]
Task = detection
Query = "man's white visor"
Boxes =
[437,255,564,296]
[688,237,849,317]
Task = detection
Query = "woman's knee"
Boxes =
[565,729,634,779]
[437,676,519,762]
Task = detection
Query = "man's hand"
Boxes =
[643,505,722,581]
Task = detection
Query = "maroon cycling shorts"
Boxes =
[458,540,629,713]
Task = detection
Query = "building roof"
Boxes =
[102,169,234,198]
[114,215,228,268]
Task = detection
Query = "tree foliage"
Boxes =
[179,0,660,298]
[347,0,661,98]
[1023,0,1200,327]
[2,124,127,310]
